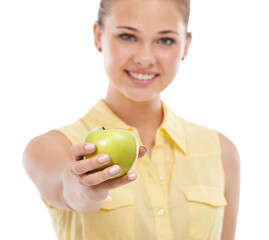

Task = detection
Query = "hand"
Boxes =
[69,143,147,202]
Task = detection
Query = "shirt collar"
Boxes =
[160,102,187,155]
[83,99,187,155]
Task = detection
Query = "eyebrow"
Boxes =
[116,26,179,35]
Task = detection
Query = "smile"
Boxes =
[125,71,159,81]
[125,70,159,87]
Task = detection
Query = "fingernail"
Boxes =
[98,154,110,164]
[85,143,95,151]
[141,146,147,152]
[110,165,121,175]
[128,173,137,181]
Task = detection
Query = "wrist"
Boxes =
[62,163,104,214]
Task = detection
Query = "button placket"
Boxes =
[153,132,167,196]
[141,130,173,239]
[157,208,165,216]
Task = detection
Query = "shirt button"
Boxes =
[159,175,164,181]
[157,209,165,216]
[106,196,112,202]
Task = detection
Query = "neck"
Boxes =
[104,86,163,131]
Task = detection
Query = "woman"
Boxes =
[23,0,240,239]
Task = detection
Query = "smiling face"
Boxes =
[94,0,192,102]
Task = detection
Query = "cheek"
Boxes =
[160,50,181,74]
[104,40,130,72]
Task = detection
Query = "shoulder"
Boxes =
[56,118,90,145]
[217,132,240,239]
[24,131,72,161]
[179,116,216,139]
[218,132,240,172]
[178,117,220,153]
[217,132,240,193]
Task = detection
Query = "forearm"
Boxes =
[23,132,104,214]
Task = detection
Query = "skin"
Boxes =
[23,0,240,238]
[23,130,147,213]
[219,132,240,240]
[94,0,192,155]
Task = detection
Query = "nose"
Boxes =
[132,44,157,68]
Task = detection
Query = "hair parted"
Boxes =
[97,0,191,30]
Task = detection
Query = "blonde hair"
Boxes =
[97,0,191,29]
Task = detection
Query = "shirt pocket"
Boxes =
[92,187,135,240]
[101,189,135,210]
[182,185,227,240]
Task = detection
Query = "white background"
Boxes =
[0,0,268,239]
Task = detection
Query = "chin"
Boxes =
[123,89,160,103]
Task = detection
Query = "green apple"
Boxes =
[83,126,139,178]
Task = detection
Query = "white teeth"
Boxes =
[128,71,156,80]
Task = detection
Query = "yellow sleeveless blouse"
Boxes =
[43,99,227,240]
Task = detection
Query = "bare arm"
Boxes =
[23,130,146,214]
[219,132,240,240]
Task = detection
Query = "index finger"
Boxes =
[69,143,96,160]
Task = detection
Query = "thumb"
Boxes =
[138,146,147,158]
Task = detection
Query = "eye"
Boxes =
[158,38,175,46]
[119,33,136,41]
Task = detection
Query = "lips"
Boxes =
[128,71,156,80]
[125,70,159,87]
[125,70,159,85]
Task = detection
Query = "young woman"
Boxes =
[23,0,240,239]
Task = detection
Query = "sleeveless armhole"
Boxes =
[52,118,90,145]
[213,130,226,194]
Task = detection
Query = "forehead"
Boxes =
[106,0,185,32]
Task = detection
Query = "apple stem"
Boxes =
[102,126,105,130]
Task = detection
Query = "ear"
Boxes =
[93,22,103,52]
[182,32,192,60]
